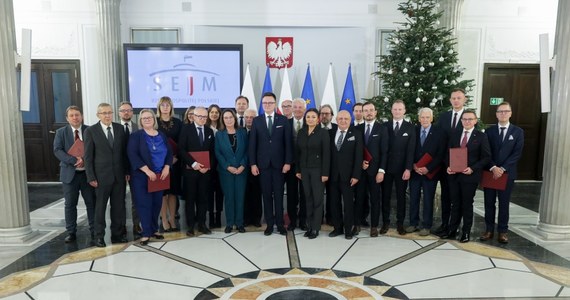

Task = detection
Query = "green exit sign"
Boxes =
[490,97,504,105]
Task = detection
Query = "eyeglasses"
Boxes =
[98,112,113,115]
[461,118,476,121]
[262,102,276,105]
[140,117,154,121]
[320,112,331,115]
[281,105,292,108]
[194,115,208,119]
[119,109,133,113]
[496,110,511,114]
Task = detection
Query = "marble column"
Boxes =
[536,0,570,240]
[96,0,122,109]
[438,0,465,37]
[0,0,36,242]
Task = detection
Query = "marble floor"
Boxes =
[1,182,570,299]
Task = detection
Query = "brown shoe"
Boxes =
[370,227,378,237]
[479,231,494,241]
[379,224,389,234]
[497,233,509,244]
[397,225,406,235]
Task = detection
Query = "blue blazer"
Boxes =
[127,129,173,176]
[53,124,89,184]
[248,113,293,169]
[485,124,524,180]
[215,128,248,174]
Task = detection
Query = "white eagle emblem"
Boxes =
[267,38,292,68]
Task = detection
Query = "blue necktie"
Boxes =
[365,124,371,144]
[198,127,204,146]
[420,129,427,146]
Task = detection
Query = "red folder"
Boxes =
[189,151,211,169]
[481,170,508,191]
[148,172,170,193]
[416,153,441,179]
[449,147,467,173]
[67,139,84,157]
[363,148,373,162]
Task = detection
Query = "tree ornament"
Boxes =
[430,102,435,107]
[405,57,411,62]
[415,46,420,50]
[451,79,457,84]
[394,38,400,44]
[439,56,445,62]
[404,82,410,87]
[448,49,454,54]
[416,97,421,103]
[428,61,435,67]
[436,20,440,25]
[387,69,393,75]
[419,66,425,72]
[418,88,424,92]
[432,98,437,103]
[384,97,389,103]
[422,36,428,42]
[443,79,449,84]
[431,85,437,90]
[403,68,408,73]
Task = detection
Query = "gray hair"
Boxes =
[418,107,433,117]
[292,98,306,108]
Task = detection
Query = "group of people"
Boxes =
[54,87,523,247]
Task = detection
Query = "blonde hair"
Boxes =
[138,109,158,130]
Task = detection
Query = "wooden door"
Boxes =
[480,64,545,180]
[22,60,82,181]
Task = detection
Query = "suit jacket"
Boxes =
[446,129,492,183]
[84,121,129,186]
[411,125,445,180]
[385,120,416,174]
[485,124,524,180]
[178,123,215,172]
[215,128,248,174]
[127,129,173,175]
[330,127,363,182]
[356,121,388,176]
[436,110,464,141]
[53,124,89,184]
[249,113,293,169]
[295,126,330,176]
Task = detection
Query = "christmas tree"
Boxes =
[372,0,474,123]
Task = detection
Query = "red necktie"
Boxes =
[460,131,469,148]
[74,129,79,141]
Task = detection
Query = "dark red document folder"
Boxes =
[481,170,508,191]
[416,153,441,180]
[148,172,170,193]
[67,139,84,157]
[449,147,467,173]
[363,148,373,162]
[189,151,211,169]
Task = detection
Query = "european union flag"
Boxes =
[258,65,273,115]
[339,64,356,118]
[300,64,316,110]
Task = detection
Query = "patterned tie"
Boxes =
[74,129,79,141]
[124,122,130,135]
[420,129,427,146]
[296,120,301,133]
[336,131,345,151]
[267,115,273,136]
[460,131,469,148]
[500,127,506,143]
[198,127,204,146]
[394,121,400,135]
[107,126,114,147]
[452,112,458,129]
[365,124,371,144]
[239,116,244,127]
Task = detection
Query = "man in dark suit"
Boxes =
[434,88,467,235]
[243,108,263,228]
[481,102,524,244]
[53,106,96,243]
[355,102,388,237]
[440,110,491,243]
[118,101,141,239]
[285,98,307,231]
[319,104,338,226]
[84,103,129,247]
[329,110,363,239]
[249,92,293,236]
[407,108,444,236]
[179,106,215,236]
[382,100,416,235]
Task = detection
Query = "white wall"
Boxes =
[14,0,558,123]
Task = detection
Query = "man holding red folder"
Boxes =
[481,102,524,244]
[407,108,444,236]
[440,110,491,243]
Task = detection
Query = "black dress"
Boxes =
[157,117,183,195]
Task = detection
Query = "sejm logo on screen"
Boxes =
[150,57,219,96]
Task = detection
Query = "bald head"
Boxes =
[337,110,352,131]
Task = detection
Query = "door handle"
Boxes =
[49,130,56,134]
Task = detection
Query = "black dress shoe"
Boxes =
[198,225,212,235]
[186,230,195,237]
[264,227,273,236]
[133,232,142,241]
[299,224,308,231]
[460,232,470,243]
[153,234,164,240]
[224,226,232,233]
[440,231,457,240]
[140,238,149,246]
[277,226,287,235]
[379,224,389,234]
[238,226,246,233]
[328,229,343,237]
[95,238,106,248]
[253,222,262,228]
[287,224,296,231]
[434,224,448,235]
[397,225,406,235]
[304,229,312,237]
[111,237,128,244]
[308,230,319,239]
[64,233,77,243]
[352,226,360,236]
[345,233,353,240]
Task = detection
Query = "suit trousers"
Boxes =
[219,171,247,227]
[382,173,409,225]
[438,175,452,227]
[484,179,515,233]
[409,176,437,229]
[355,173,382,227]
[183,170,211,229]
[208,169,224,214]
[131,173,163,238]
[301,168,325,231]
[285,168,306,227]
[244,171,262,225]
[62,171,96,234]
[94,179,127,239]
[330,179,355,233]
[127,180,140,229]
[259,167,285,228]
[448,176,478,233]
